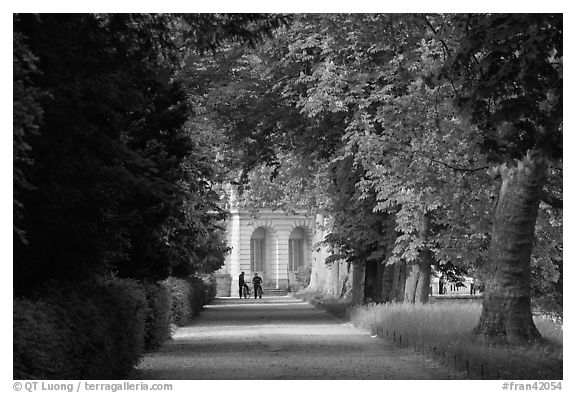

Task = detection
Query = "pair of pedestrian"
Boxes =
[238,272,263,299]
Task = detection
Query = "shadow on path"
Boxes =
[133,296,460,380]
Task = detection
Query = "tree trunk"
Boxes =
[403,257,431,303]
[335,260,351,298]
[382,262,394,302]
[403,214,432,304]
[351,261,366,305]
[415,249,432,303]
[389,260,406,302]
[364,258,385,303]
[474,151,545,344]
[381,216,402,303]
[307,213,328,292]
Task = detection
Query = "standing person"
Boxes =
[239,272,249,298]
[252,273,263,299]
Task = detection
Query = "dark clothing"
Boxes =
[252,276,263,299]
[239,283,249,298]
[239,274,247,298]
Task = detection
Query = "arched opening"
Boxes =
[250,226,277,285]
[287,226,310,290]
[250,227,266,273]
[288,227,305,272]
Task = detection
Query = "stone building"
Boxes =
[214,186,326,296]
[218,208,317,294]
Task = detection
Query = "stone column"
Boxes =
[276,230,290,289]
[228,212,241,295]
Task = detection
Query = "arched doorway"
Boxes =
[288,227,309,289]
[250,227,266,273]
[250,226,277,285]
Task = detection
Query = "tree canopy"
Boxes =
[13,13,288,295]
[196,14,562,318]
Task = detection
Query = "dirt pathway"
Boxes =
[133,296,461,379]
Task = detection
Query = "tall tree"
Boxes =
[441,13,562,343]
[14,14,178,292]
[13,29,43,244]
[269,14,493,304]
[13,13,289,295]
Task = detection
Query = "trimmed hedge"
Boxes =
[14,277,147,379]
[13,299,70,379]
[162,277,201,326]
[199,274,217,303]
[142,282,172,350]
[188,277,206,317]
[14,275,214,379]
[161,275,215,327]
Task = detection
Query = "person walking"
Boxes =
[238,272,249,298]
[252,273,263,299]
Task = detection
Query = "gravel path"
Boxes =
[133,296,461,380]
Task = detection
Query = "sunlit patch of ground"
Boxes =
[133,296,461,380]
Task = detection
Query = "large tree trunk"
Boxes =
[351,261,366,305]
[307,213,329,292]
[382,262,394,302]
[364,258,385,303]
[474,151,545,344]
[333,259,351,298]
[383,260,407,302]
[403,257,431,303]
[403,214,432,304]
[388,260,406,302]
[415,249,432,302]
[380,216,399,303]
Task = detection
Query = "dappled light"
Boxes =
[134,296,459,379]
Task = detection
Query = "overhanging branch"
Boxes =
[540,190,563,209]
[426,154,489,173]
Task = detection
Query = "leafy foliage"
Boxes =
[531,204,562,315]
[235,151,321,214]
[200,14,562,312]
[294,265,312,288]
[142,282,173,350]
[442,14,562,162]
[14,278,147,379]
[13,29,43,244]
[161,276,208,326]
[13,13,286,294]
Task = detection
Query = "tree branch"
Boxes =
[425,154,489,173]
[540,190,563,209]
[422,15,451,59]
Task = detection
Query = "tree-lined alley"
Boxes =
[199,14,562,343]
[13,13,562,379]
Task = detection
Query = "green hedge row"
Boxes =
[14,275,216,379]
[143,282,172,351]
[161,275,216,327]
[14,278,146,379]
